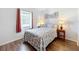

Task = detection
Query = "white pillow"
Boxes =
[46,23,55,28]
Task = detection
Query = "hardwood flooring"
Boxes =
[47,39,79,51]
[0,39,35,51]
[0,38,79,51]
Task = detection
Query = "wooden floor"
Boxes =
[0,38,79,51]
[47,39,79,51]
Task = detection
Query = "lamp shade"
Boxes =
[37,17,45,27]
[57,16,66,30]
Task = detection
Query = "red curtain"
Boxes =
[16,8,21,33]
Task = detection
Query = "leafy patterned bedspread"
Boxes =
[24,28,56,51]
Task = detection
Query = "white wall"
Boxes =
[58,8,78,42]
[0,8,24,46]
[77,9,79,46]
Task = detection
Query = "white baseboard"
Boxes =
[67,39,77,43]
[0,38,23,46]
[77,40,79,46]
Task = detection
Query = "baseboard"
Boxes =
[0,38,23,46]
[67,39,77,43]
[77,39,79,46]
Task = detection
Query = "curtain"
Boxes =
[16,8,21,33]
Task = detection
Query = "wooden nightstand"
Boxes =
[56,25,65,40]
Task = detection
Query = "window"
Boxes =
[20,10,32,31]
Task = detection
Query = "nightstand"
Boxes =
[57,29,65,39]
[56,24,65,40]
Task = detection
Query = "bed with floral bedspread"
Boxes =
[24,28,56,51]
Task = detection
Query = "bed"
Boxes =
[24,27,56,51]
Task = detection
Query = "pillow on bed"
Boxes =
[46,23,55,28]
